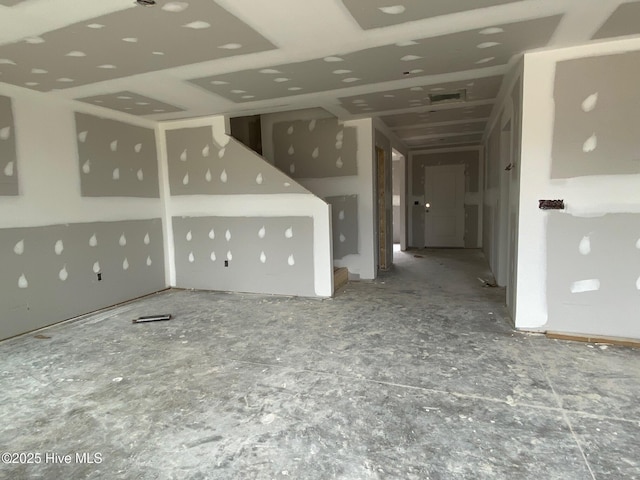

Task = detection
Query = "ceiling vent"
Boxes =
[428,89,467,105]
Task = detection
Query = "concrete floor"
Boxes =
[1,248,639,480]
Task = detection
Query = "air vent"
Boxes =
[428,89,467,105]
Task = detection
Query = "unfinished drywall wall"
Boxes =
[0,84,166,340]
[166,124,307,195]
[546,213,640,339]
[410,149,481,248]
[0,95,18,196]
[262,109,376,280]
[326,195,358,259]
[2,219,164,339]
[75,113,159,198]
[518,37,640,339]
[272,117,358,178]
[551,51,640,179]
[173,216,315,297]
[161,115,333,297]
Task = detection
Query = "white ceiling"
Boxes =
[0,0,638,150]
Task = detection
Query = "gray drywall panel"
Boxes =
[342,0,520,29]
[190,16,561,103]
[381,104,494,128]
[412,150,480,193]
[465,204,479,248]
[411,205,425,247]
[551,51,640,178]
[1,218,165,340]
[482,204,493,265]
[593,2,640,40]
[173,216,315,297]
[75,113,159,197]
[487,127,501,188]
[166,126,307,195]
[0,2,275,92]
[272,118,357,178]
[546,213,640,338]
[340,75,502,114]
[77,91,184,116]
[0,95,18,196]
[326,195,359,259]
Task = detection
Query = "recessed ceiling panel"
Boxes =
[342,0,521,30]
[0,1,275,92]
[340,75,502,114]
[592,1,640,40]
[397,121,487,140]
[190,16,560,103]
[77,91,184,116]
[405,133,483,148]
[380,104,494,128]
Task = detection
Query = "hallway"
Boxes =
[1,250,638,479]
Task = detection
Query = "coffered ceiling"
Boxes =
[0,0,638,150]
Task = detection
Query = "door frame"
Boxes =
[376,146,390,271]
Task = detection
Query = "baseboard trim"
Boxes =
[545,331,640,348]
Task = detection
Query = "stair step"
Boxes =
[333,267,349,294]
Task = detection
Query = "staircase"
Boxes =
[333,267,349,295]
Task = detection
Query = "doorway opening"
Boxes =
[391,149,406,252]
[376,146,390,271]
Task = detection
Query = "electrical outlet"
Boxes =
[224,260,229,267]
[97,273,102,281]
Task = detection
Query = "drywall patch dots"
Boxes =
[582,93,598,112]
[75,113,159,198]
[571,279,600,294]
[578,235,591,255]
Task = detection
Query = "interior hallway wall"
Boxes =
[518,38,640,339]
[0,84,165,340]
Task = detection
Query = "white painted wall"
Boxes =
[261,110,377,280]
[0,84,162,230]
[159,114,333,297]
[517,37,640,333]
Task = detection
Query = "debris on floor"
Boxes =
[33,334,51,339]
[413,254,424,258]
[477,277,498,287]
[132,314,172,324]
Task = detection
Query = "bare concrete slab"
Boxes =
[1,249,638,479]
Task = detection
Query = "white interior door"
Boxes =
[424,164,465,247]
